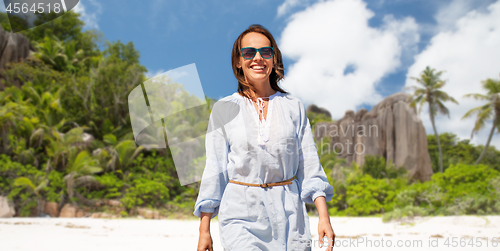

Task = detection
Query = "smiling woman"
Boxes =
[231,25,286,100]
[194,24,335,251]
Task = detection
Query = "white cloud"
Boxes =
[279,0,419,118]
[277,0,315,17]
[382,14,420,64]
[434,0,497,32]
[405,1,500,148]
[74,0,102,29]
[435,0,476,32]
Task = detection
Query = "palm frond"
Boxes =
[462,104,489,120]
[463,93,489,101]
[435,100,451,117]
[14,177,36,192]
[470,106,493,138]
[34,178,48,196]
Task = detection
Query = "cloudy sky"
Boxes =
[6,0,500,148]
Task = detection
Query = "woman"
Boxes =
[195,24,335,251]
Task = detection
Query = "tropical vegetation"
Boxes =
[0,11,499,220]
[406,66,458,173]
[462,77,500,164]
[0,12,198,217]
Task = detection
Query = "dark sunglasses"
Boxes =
[240,47,274,60]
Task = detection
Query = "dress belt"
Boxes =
[228,177,295,188]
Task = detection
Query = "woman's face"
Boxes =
[237,32,274,86]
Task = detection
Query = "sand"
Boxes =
[0,216,499,250]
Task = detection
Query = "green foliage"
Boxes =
[2,58,71,92]
[382,205,428,222]
[0,10,196,217]
[14,177,46,196]
[407,66,459,173]
[33,36,86,73]
[2,8,499,219]
[121,178,170,209]
[22,11,85,42]
[82,172,124,200]
[427,133,500,172]
[0,12,11,31]
[317,137,346,179]
[103,40,142,66]
[73,151,196,212]
[344,174,387,216]
[327,155,408,216]
[344,174,408,216]
[462,76,500,164]
[389,164,500,219]
[129,153,194,202]
[307,111,333,130]
[120,210,129,217]
[44,170,64,202]
[0,154,45,216]
[325,160,408,216]
[58,40,146,136]
[362,155,407,179]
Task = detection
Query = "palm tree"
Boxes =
[33,36,86,72]
[46,127,87,170]
[406,66,458,173]
[93,134,143,172]
[62,40,85,73]
[63,150,102,202]
[33,36,66,71]
[462,77,500,164]
[0,87,37,156]
[14,176,48,216]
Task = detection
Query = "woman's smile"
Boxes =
[250,64,266,73]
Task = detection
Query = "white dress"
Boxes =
[194,91,334,251]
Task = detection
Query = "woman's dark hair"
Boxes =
[231,24,287,99]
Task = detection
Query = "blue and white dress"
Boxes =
[194,91,334,251]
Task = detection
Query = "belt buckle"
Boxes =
[260,183,268,188]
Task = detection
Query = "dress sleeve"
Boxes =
[193,106,230,219]
[296,100,334,204]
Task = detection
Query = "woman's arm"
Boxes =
[314,196,335,251]
[197,212,213,251]
[294,99,335,249]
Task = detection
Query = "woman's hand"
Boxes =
[197,230,213,251]
[318,217,335,250]
[314,196,335,251]
[197,212,213,251]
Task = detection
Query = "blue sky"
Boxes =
[74,0,459,100]
[5,0,500,148]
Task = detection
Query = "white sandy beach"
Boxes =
[0,216,499,251]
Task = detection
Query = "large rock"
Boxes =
[106,199,122,207]
[307,104,332,118]
[314,93,433,181]
[76,209,87,218]
[0,196,15,218]
[59,204,78,218]
[0,26,33,90]
[44,202,59,217]
[136,208,160,219]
